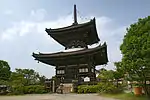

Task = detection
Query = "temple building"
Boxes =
[32,5,108,92]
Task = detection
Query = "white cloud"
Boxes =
[0,9,127,77]
[30,9,47,21]
[1,21,36,40]
[95,17,126,70]
[4,10,13,15]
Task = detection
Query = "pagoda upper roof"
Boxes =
[45,18,100,48]
[32,43,108,66]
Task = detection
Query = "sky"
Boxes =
[0,0,150,78]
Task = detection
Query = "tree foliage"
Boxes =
[116,16,150,96]
[10,68,46,86]
[98,68,124,81]
[0,60,48,95]
[0,60,11,81]
[98,69,114,81]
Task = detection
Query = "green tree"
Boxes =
[117,16,150,96]
[38,75,46,85]
[10,68,46,86]
[0,60,11,81]
[10,71,27,86]
[98,69,114,82]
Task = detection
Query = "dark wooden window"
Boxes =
[57,70,65,74]
[79,68,88,73]
[91,68,94,72]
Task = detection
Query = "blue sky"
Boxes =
[0,0,150,78]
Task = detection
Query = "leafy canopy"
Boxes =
[10,68,46,86]
[119,16,150,78]
[0,60,11,81]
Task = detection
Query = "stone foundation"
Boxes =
[62,83,74,93]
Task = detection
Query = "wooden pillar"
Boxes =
[88,55,96,82]
[52,80,55,93]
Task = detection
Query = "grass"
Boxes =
[100,93,149,100]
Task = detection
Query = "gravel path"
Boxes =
[0,94,118,100]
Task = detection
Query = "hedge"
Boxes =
[77,82,123,94]
[77,85,99,93]
[11,85,48,95]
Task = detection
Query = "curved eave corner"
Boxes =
[32,52,39,60]
[104,42,109,64]
[93,18,100,42]
[32,52,46,64]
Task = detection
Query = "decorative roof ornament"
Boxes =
[73,4,78,25]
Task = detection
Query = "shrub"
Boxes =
[11,86,24,95]
[11,85,47,95]
[97,82,123,94]
[77,85,99,93]
[77,82,123,94]
[23,85,47,94]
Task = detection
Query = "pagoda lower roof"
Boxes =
[45,18,100,47]
[32,43,108,66]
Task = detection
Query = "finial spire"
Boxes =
[74,4,78,24]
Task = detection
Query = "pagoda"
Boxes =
[32,5,108,87]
